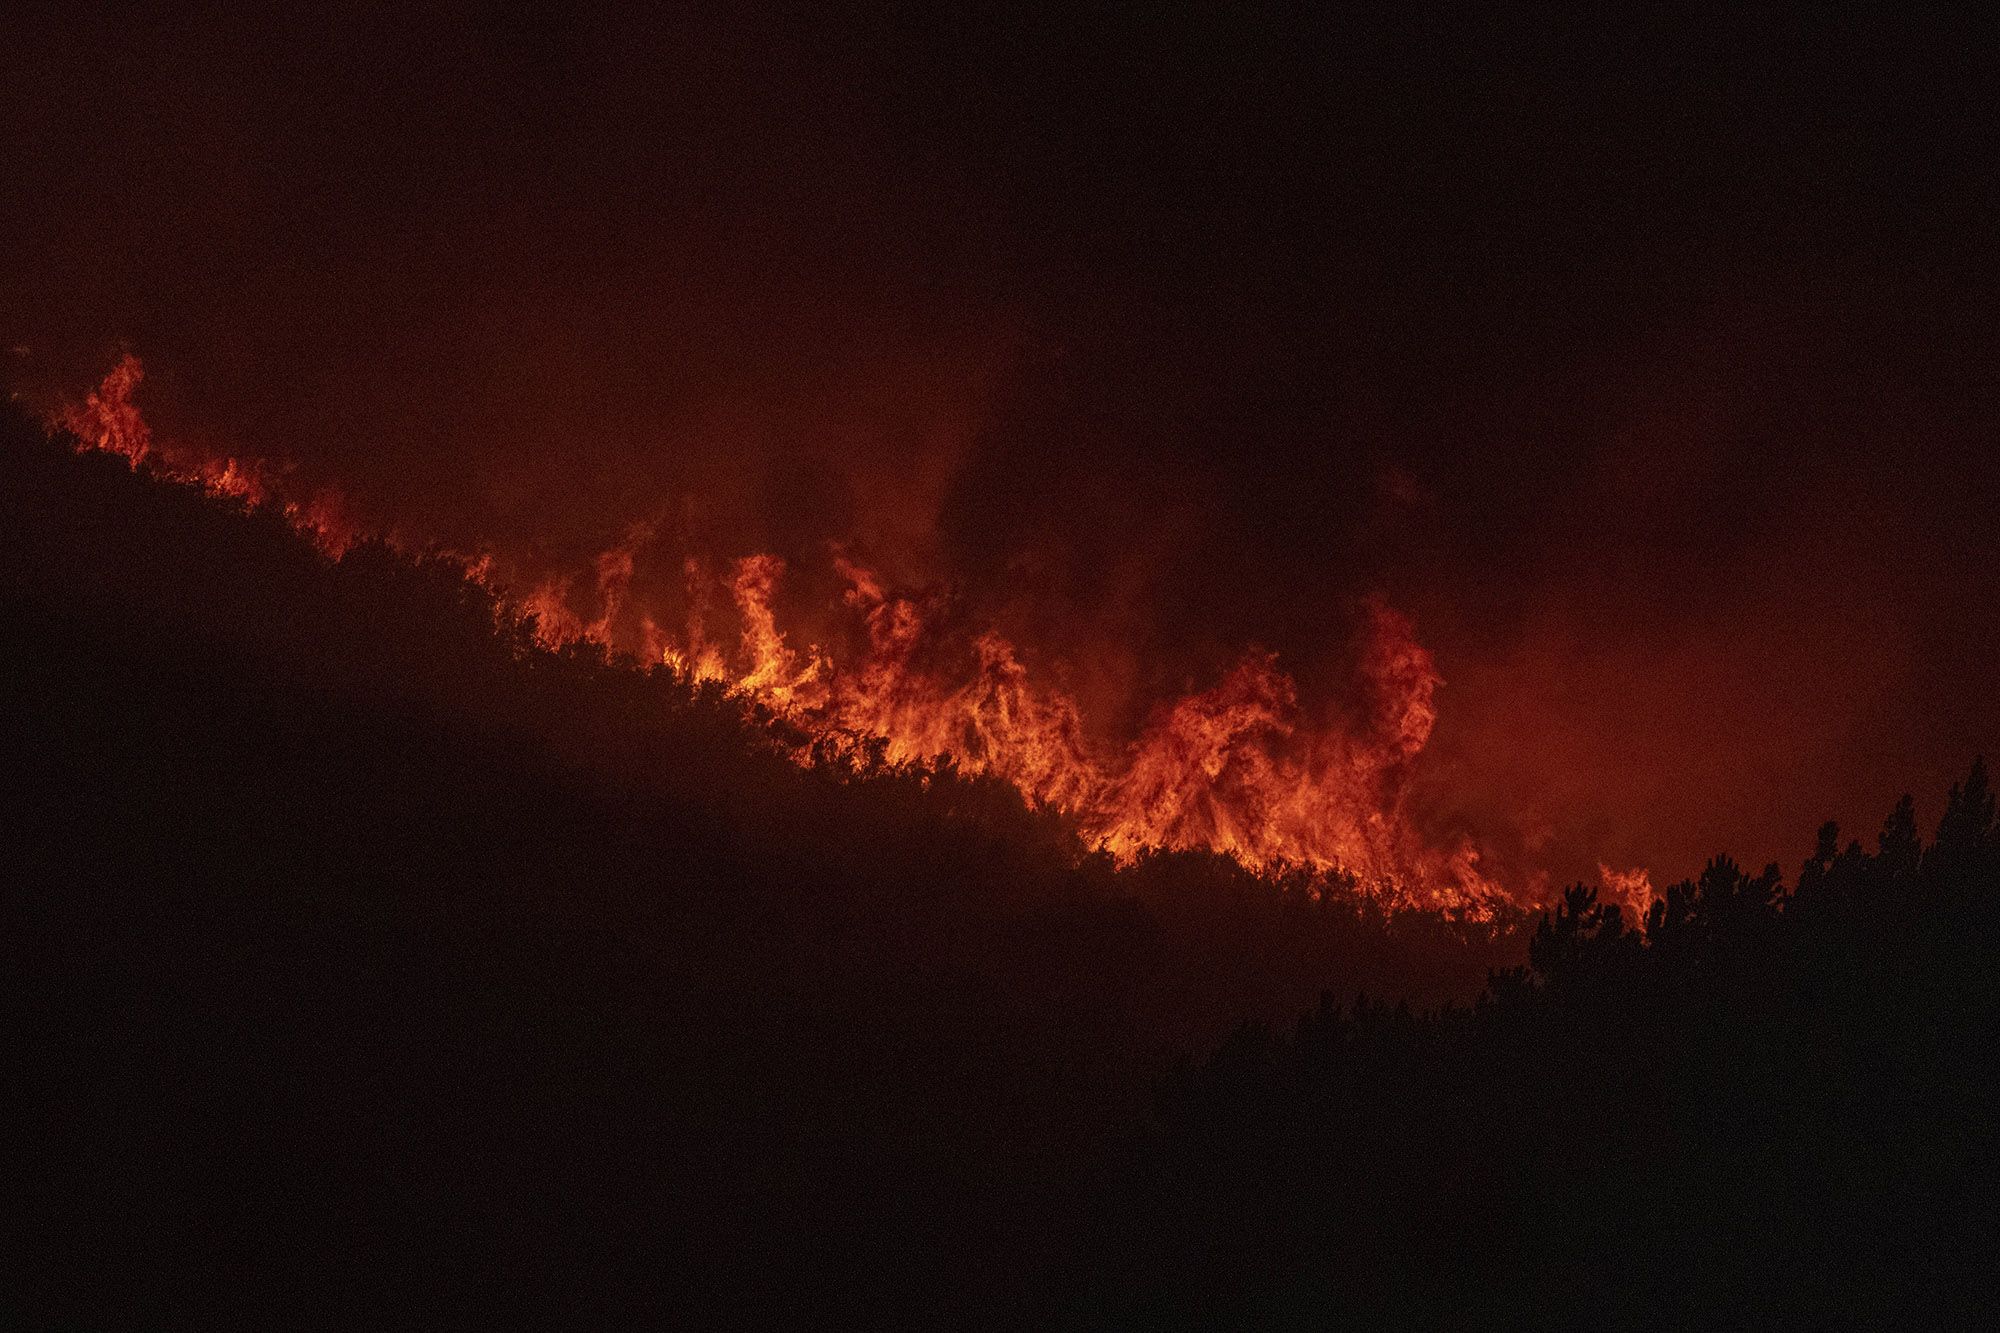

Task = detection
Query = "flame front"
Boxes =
[59,355,354,551]
[639,542,1499,913]
[50,355,1515,916]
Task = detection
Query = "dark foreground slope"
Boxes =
[1127,818,1999,1324]
[5,412,1995,1325]
[1,414,1512,1325]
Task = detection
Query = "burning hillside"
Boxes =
[50,353,1518,915]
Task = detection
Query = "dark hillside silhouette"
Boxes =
[1128,779,1998,1323]
[4,406,1994,1324]
[2,410,1515,1324]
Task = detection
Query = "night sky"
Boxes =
[6,4,1997,887]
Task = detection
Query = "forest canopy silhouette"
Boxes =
[4,406,1994,1323]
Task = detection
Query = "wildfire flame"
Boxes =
[58,355,353,552]
[1597,863,1656,923]
[47,354,1532,916]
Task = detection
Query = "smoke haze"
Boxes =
[6,4,1996,889]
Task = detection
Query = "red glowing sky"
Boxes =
[5,6,1996,891]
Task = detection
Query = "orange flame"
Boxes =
[61,352,151,465]
[1598,864,1656,923]
[43,354,1531,916]
[56,353,354,554]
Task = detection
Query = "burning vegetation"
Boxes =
[54,353,1520,916]
[8,383,1993,1324]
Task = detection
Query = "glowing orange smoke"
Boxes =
[47,354,1530,916]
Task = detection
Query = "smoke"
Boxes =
[7,6,1998,895]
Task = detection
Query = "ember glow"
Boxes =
[54,354,1506,915]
